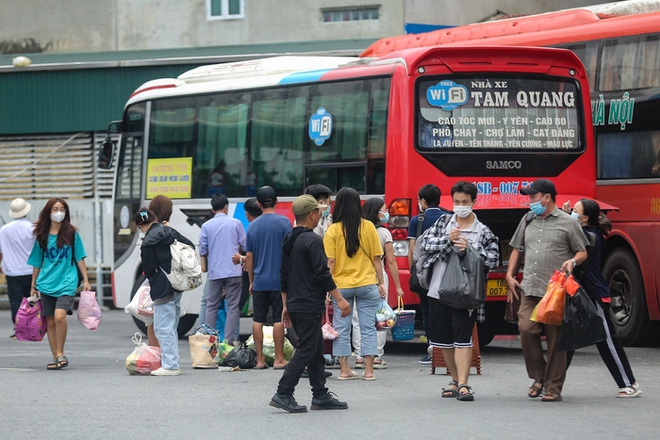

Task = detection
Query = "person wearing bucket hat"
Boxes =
[0,198,35,338]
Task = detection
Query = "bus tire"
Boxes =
[129,274,199,338]
[602,249,659,346]
[477,322,495,349]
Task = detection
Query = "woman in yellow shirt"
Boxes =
[324,188,386,380]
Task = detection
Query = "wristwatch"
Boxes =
[570,258,577,267]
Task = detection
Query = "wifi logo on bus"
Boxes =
[309,107,333,146]
[427,81,469,111]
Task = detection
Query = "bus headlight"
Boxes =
[392,240,409,257]
[389,215,409,228]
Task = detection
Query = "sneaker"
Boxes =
[269,393,307,413]
[311,392,348,410]
[419,354,432,364]
[151,367,181,376]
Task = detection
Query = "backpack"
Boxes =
[164,239,203,292]
[413,215,451,290]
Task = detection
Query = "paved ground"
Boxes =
[1,309,658,439]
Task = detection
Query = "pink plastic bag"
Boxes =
[15,296,47,342]
[77,290,102,330]
[136,280,154,317]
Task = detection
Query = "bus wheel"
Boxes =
[130,274,199,338]
[603,249,659,346]
[477,322,495,349]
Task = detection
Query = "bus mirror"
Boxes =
[98,135,115,170]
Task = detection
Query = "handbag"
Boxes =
[409,212,426,294]
[78,290,102,330]
[558,277,606,351]
[531,270,567,325]
[438,245,485,310]
[504,287,522,324]
[220,342,257,369]
[321,303,339,340]
[15,296,47,342]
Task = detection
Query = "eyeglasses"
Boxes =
[51,207,67,213]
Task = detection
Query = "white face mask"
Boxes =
[50,212,65,223]
[453,205,473,218]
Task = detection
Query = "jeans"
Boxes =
[277,312,328,398]
[332,285,379,357]
[7,275,31,324]
[198,282,208,328]
[206,277,241,342]
[154,293,181,370]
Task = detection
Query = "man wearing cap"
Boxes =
[246,186,292,369]
[505,179,588,402]
[270,195,351,413]
[0,198,36,338]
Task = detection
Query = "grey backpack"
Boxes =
[413,215,450,290]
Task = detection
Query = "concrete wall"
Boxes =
[0,0,608,54]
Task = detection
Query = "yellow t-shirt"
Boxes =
[323,219,383,289]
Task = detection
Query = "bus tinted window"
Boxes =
[600,35,660,91]
[150,99,196,158]
[417,76,582,151]
[561,43,599,88]
[116,135,143,200]
[598,130,660,179]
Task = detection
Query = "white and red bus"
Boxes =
[363,0,660,346]
[100,46,599,343]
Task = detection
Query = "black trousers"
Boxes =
[277,312,327,398]
[566,299,636,388]
[7,275,32,324]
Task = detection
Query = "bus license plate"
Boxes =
[487,279,508,296]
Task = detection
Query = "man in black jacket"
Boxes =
[270,195,351,413]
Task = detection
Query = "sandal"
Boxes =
[355,358,365,369]
[56,355,69,369]
[541,393,562,402]
[442,380,459,398]
[616,386,642,398]
[457,384,474,401]
[337,371,360,380]
[47,360,58,370]
[373,358,387,369]
[528,379,543,398]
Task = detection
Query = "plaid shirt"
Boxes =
[422,214,500,321]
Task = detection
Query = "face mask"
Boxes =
[322,205,330,218]
[418,202,425,213]
[529,197,547,216]
[380,212,390,224]
[453,205,472,218]
[50,212,65,223]
[571,212,581,220]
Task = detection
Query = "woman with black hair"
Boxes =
[323,188,386,380]
[135,207,195,376]
[28,198,91,370]
[568,199,641,398]
[353,198,405,369]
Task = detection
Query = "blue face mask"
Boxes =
[571,212,580,220]
[380,212,389,224]
[529,196,547,216]
[322,206,330,219]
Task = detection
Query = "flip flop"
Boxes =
[273,365,287,370]
[337,371,359,380]
[360,373,376,381]
[255,364,269,370]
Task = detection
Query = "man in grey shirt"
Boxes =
[505,179,588,402]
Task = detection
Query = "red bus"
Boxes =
[363,1,660,346]
[100,46,598,343]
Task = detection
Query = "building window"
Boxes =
[322,6,379,23]
[208,0,244,20]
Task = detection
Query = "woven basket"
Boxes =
[391,297,416,341]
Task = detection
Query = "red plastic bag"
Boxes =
[126,333,161,375]
[531,270,566,325]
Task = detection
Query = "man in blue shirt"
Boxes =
[199,194,246,344]
[246,186,292,369]
[407,184,449,364]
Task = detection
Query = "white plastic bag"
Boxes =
[125,279,154,326]
[77,290,102,331]
[126,333,161,375]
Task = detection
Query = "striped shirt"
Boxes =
[510,207,588,298]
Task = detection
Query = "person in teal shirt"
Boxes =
[28,198,90,370]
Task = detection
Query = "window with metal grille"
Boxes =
[322,6,379,23]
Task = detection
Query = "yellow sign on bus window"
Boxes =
[146,157,192,199]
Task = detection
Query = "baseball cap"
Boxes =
[292,194,326,216]
[9,198,31,218]
[256,185,277,205]
[520,179,557,196]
